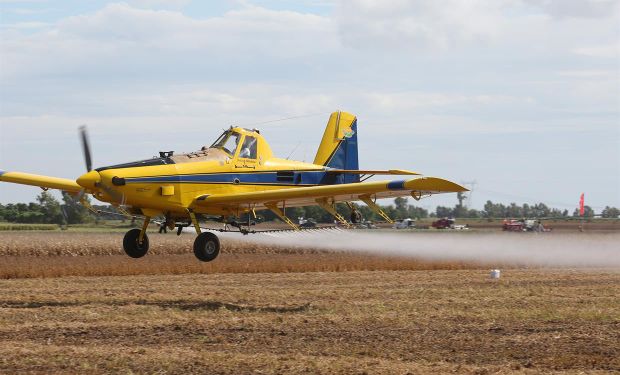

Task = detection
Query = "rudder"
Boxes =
[313,111,359,183]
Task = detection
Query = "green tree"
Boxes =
[301,205,324,222]
[453,192,468,217]
[407,205,428,219]
[61,192,94,224]
[601,206,620,218]
[394,197,409,219]
[36,191,64,224]
[531,203,550,218]
[436,206,454,218]
[572,205,595,218]
[465,208,481,218]
[481,202,501,218]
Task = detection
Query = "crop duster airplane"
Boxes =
[1,111,467,262]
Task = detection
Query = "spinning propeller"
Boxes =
[76,126,125,205]
[79,125,93,172]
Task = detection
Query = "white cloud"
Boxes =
[336,0,506,51]
[0,3,338,81]
[0,1,618,207]
[0,21,51,29]
[523,0,619,19]
[127,0,191,9]
[572,44,620,58]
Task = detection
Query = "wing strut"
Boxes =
[316,198,351,228]
[265,202,299,231]
[359,195,394,224]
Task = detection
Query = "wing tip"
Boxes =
[404,177,469,193]
[388,169,420,175]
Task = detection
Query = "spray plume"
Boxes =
[217,230,620,268]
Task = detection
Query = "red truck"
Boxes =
[432,218,455,229]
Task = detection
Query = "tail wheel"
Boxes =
[193,232,220,262]
[123,228,149,258]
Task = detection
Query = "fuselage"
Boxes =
[77,126,348,218]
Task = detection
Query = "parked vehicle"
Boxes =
[393,218,415,229]
[298,217,317,228]
[502,219,551,232]
[432,218,455,229]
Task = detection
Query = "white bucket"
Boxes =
[490,269,501,279]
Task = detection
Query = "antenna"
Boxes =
[286,141,302,160]
[460,180,477,208]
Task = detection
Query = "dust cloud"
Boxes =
[219,230,620,268]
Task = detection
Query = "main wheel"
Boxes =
[123,228,149,258]
[193,232,220,262]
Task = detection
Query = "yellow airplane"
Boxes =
[1,111,467,261]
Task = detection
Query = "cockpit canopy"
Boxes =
[210,130,240,157]
[210,129,258,159]
[95,127,267,171]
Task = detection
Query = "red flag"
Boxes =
[579,193,585,216]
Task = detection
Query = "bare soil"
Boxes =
[0,232,618,374]
[0,269,618,374]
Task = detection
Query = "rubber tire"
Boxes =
[193,232,220,262]
[123,228,149,258]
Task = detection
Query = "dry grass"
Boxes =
[0,232,618,373]
[0,270,618,374]
[0,223,58,231]
[0,232,494,279]
[0,232,295,256]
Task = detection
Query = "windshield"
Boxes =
[210,130,241,157]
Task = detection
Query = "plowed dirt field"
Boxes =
[0,232,618,374]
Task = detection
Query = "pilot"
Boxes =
[239,147,250,158]
[239,138,256,159]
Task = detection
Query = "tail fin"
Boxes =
[313,111,359,183]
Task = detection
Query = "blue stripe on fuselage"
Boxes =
[387,180,406,190]
[125,171,341,186]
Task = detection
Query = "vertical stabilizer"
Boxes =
[313,111,359,183]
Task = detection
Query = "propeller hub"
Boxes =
[76,170,101,190]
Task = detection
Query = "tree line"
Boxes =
[0,192,123,225]
[1,191,618,225]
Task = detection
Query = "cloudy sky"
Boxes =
[1,0,618,212]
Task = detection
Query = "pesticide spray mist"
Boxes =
[219,230,620,268]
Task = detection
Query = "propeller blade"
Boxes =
[60,205,69,222]
[79,125,93,172]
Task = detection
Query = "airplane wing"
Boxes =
[0,170,82,193]
[192,176,467,211]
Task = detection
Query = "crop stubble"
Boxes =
[0,232,493,279]
[0,270,618,374]
[0,232,618,374]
